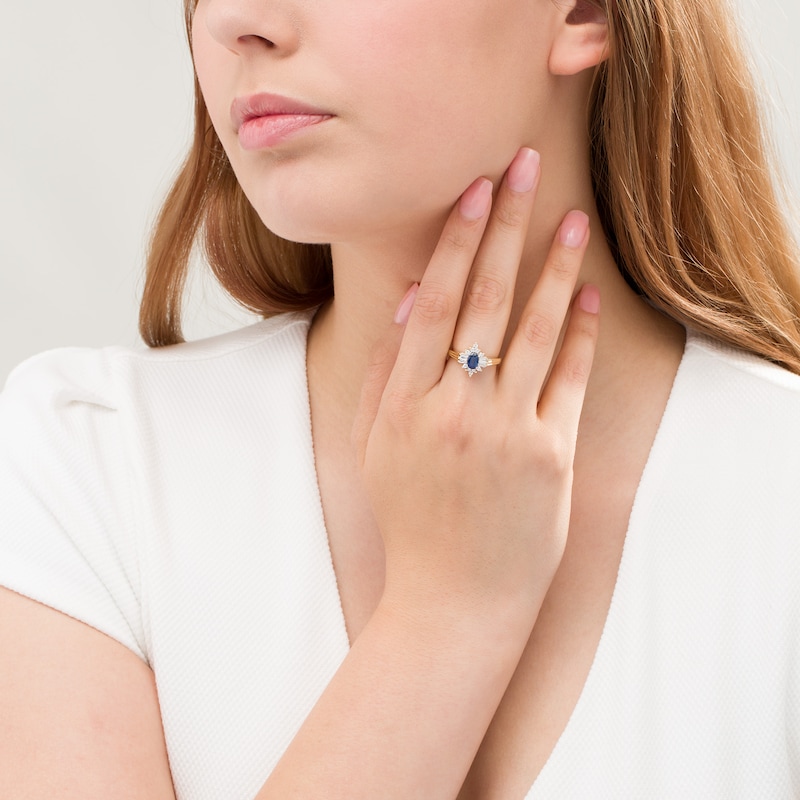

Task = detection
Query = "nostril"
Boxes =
[238,33,276,48]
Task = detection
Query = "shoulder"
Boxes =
[126,309,314,369]
[684,329,800,400]
[675,329,800,437]
[0,311,315,661]
[2,310,314,418]
[0,309,316,514]
[652,329,800,534]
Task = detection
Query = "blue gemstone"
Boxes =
[467,353,480,370]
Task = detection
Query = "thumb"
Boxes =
[352,284,418,468]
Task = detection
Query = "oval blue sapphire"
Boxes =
[467,353,480,371]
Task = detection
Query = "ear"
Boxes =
[549,0,609,76]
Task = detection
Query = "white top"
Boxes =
[1,310,799,799]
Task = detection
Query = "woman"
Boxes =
[1,0,799,797]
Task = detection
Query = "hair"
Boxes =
[140,0,800,374]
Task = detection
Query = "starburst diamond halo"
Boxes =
[457,343,492,377]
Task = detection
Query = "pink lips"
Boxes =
[231,92,333,150]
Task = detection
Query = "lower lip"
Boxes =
[238,114,332,150]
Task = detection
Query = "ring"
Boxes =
[447,343,503,376]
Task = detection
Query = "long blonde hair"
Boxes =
[140,0,800,373]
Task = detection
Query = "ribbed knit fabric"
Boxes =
[0,310,798,798]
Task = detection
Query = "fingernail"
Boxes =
[393,283,419,325]
[507,148,540,193]
[459,178,493,221]
[578,284,600,314]
[559,210,589,248]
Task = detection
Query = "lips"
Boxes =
[231,92,333,150]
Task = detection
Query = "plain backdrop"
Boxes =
[1,1,798,382]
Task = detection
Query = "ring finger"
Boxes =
[447,147,541,378]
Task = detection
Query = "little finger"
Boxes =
[537,284,600,438]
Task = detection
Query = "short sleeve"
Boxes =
[0,347,147,662]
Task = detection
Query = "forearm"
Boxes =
[254,592,537,799]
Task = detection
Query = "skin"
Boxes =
[196,0,562,243]
[0,0,687,797]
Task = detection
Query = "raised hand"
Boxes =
[354,147,600,623]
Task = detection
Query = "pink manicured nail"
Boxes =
[578,284,600,314]
[394,283,419,325]
[507,148,540,193]
[459,178,493,221]
[559,210,589,248]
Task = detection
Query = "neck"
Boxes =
[307,153,686,439]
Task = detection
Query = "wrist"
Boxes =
[377,575,542,658]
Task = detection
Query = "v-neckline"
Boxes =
[298,309,694,795]
[524,329,693,795]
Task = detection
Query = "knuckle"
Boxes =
[435,414,466,447]
[548,252,579,282]
[465,273,507,315]
[384,387,420,429]
[521,311,558,350]
[443,225,475,253]
[579,316,601,349]
[413,285,453,326]
[556,354,591,388]
[533,429,572,473]
[433,396,472,448]
[492,201,526,233]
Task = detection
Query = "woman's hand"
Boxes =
[353,147,600,624]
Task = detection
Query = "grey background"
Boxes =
[1,1,798,381]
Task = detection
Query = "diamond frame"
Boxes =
[457,343,491,376]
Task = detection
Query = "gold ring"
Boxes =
[448,343,502,376]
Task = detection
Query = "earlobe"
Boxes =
[549,0,610,76]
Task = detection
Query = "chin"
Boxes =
[260,216,335,246]
[236,155,462,247]
[278,192,460,251]
[245,186,396,246]
[240,180,339,244]
[253,202,353,246]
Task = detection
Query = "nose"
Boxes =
[198,0,301,57]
